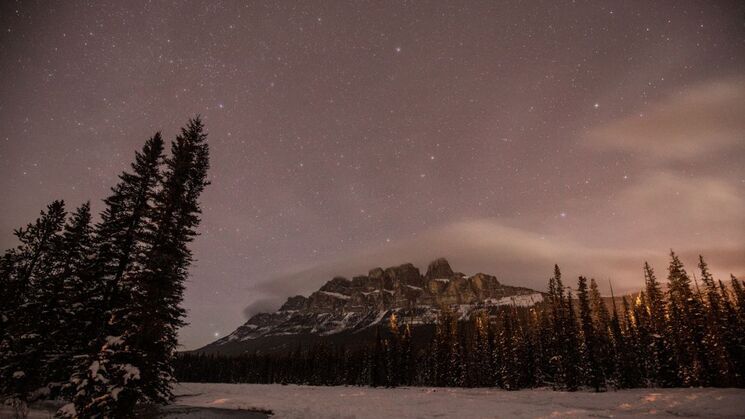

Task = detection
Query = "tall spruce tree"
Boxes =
[665,251,707,386]
[698,255,732,385]
[608,282,631,387]
[386,312,401,387]
[563,290,582,390]
[471,311,492,387]
[642,262,676,386]
[631,291,654,384]
[0,201,67,404]
[546,265,566,388]
[57,203,98,367]
[131,117,210,403]
[720,277,745,384]
[41,203,96,396]
[588,278,614,384]
[62,134,164,417]
[621,296,644,387]
[577,276,605,391]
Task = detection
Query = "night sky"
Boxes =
[1,1,744,350]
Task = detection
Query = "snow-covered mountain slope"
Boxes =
[197,258,543,355]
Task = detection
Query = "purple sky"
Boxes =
[1,1,743,350]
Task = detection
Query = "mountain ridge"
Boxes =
[197,258,543,355]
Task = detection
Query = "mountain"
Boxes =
[196,258,544,355]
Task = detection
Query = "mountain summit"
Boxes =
[198,258,543,355]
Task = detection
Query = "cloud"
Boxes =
[584,78,745,161]
[612,171,745,245]
[241,77,745,318]
[244,178,745,316]
[242,298,282,319]
[243,219,711,315]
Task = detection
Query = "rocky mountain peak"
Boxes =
[320,276,352,293]
[425,257,454,280]
[279,295,307,311]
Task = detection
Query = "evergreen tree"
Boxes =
[698,255,731,385]
[577,276,605,391]
[563,290,582,390]
[546,265,566,388]
[608,282,630,387]
[131,117,210,403]
[588,278,614,384]
[620,296,644,387]
[386,312,401,386]
[630,291,653,384]
[370,326,387,387]
[0,201,67,404]
[434,308,458,387]
[399,323,413,386]
[63,134,164,417]
[720,278,745,384]
[41,203,96,396]
[643,262,676,386]
[665,251,707,386]
[471,311,492,387]
[495,311,513,389]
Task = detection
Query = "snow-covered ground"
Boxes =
[173,383,745,418]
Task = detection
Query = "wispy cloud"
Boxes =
[243,77,745,317]
[244,216,744,318]
[584,77,745,161]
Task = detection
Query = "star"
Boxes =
[2,0,740,353]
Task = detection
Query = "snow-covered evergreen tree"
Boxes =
[130,117,210,404]
[698,255,732,385]
[40,203,96,397]
[577,276,605,391]
[62,134,164,417]
[665,251,707,386]
[0,201,66,404]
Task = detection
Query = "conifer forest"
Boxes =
[176,258,745,391]
[1,118,210,417]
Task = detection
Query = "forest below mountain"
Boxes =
[176,254,745,391]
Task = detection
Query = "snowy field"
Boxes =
[172,383,745,418]
[5,384,744,418]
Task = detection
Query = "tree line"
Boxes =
[0,118,210,417]
[176,254,745,390]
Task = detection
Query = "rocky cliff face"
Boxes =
[201,258,543,354]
